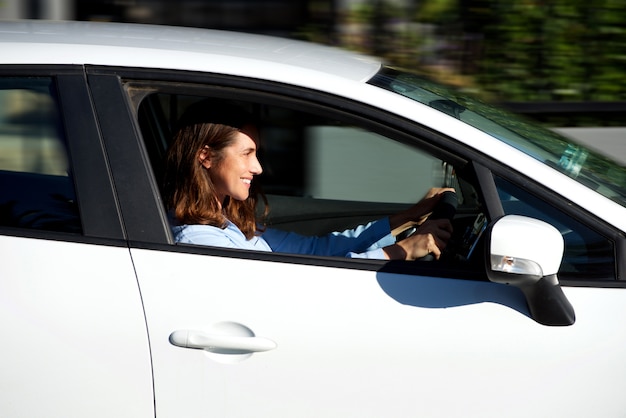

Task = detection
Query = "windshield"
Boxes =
[369,67,626,207]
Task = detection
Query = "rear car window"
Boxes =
[0,78,81,233]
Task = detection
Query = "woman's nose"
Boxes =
[251,155,263,175]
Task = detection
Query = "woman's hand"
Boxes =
[384,218,453,261]
[390,187,456,236]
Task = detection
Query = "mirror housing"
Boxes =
[486,215,575,326]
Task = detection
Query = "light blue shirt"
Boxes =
[173,218,395,259]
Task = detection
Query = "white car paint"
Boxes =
[0,236,154,417]
[490,215,564,276]
[131,248,626,418]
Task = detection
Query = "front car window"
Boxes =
[370,67,626,207]
[136,91,479,249]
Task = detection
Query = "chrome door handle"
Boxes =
[169,329,277,354]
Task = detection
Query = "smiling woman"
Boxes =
[198,126,262,205]
[163,100,262,239]
[162,98,454,260]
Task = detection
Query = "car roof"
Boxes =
[0,20,382,82]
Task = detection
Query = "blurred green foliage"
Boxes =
[298,0,626,107]
[477,0,626,102]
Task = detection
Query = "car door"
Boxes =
[91,68,626,418]
[0,69,154,417]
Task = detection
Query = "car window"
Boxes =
[137,93,475,237]
[0,78,81,233]
[494,175,615,280]
[135,90,487,273]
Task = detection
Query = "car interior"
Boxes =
[135,90,489,270]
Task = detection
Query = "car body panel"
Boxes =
[0,20,381,81]
[0,236,154,417]
[132,247,626,417]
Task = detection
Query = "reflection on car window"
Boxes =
[495,175,614,280]
[304,125,442,204]
[0,78,81,233]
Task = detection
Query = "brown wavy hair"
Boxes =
[163,100,267,239]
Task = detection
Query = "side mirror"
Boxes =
[486,215,575,326]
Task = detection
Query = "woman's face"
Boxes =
[202,125,262,204]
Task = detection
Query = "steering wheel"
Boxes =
[401,191,458,261]
[427,191,458,223]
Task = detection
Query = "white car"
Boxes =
[1,20,625,418]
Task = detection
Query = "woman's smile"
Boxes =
[209,128,262,204]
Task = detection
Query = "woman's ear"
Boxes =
[198,145,211,168]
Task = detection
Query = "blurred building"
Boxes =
[76,0,325,34]
[0,0,346,38]
[0,0,73,19]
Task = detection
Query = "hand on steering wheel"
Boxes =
[399,191,457,261]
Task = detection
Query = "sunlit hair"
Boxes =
[163,100,267,239]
